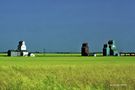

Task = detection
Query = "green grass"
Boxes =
[0,54,135,90]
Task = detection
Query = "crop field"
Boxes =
[0,54,135,90]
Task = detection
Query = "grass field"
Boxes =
[0,54,135,90]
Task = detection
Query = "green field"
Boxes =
[0,54,135,90]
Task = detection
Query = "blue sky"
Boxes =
[0,0,135,52]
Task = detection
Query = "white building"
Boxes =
[8,41,30,56]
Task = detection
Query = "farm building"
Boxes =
[103,40,119,56]
[8,50,28,56]
[81,43,89,56]
[8,41,33,57]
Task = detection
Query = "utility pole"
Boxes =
[43,48,46,56]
